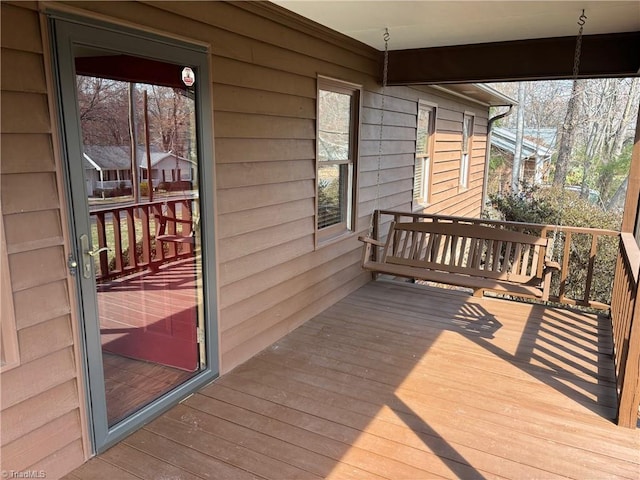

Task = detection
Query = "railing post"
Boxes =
[617,277,640,427]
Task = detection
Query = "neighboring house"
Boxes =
[0,2,638,478]
[490,127,556,194]
[83,145,194,196]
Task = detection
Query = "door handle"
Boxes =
[80,234,110,279]
[88,247,109,257]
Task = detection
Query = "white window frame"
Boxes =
[460,112,474,189]
[413,101,436,209]
[316,76,361,244]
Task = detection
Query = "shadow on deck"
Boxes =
[66,280,640,479]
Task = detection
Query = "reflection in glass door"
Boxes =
[53,17,217,451]
[73,56,206,426]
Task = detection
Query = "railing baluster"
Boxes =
[126,208,137,268]
[559,231,572,302]
[112,209,123,274]
[96,212,109,278]
[583,233,598,304]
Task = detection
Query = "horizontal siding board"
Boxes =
[214,112,315,139]
[217,180,313,214]
[1,173,60,214]
[0,133,55,174]
[3,210,63,254]
[1,380,79,446]
[0,48,46,93]
[437,118,463,132]
[360,179,414,203]
[219,235,313,286]
[156,1,377,72]
[360,166,414,188]
[29,438,85,480]
[213,56,317,98]
[433,150,465,162]
[436,107,465,122]
[360,153,414,172]
[364,91,417,115]
[2,410,81,472]
[215,138,314,163]
[359,192,413,218]
[1,347,77,409]
[218,198,314,238]
[361,124,416,142]
[216,161,314,188]
[213,84,316,118]
[220,235,361,309]
[221,249,362,332]
[362,108,416,128]
[17,315,74,364]
[222,263,366,351]
[218,217,313,263]
[8,245,66,292]
[0,92,50,134]
[221,274,368,371]
[0,3,42,53]
[13,280,71,330]
[360,140,416,157]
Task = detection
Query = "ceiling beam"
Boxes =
[386,32,640,85]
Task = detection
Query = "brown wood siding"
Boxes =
[1,0,493,475]
[48,0,490,373]
[0,2,86,477]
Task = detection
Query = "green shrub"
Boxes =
[489,184,621,305]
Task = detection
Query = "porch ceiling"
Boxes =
[272,1,640,83]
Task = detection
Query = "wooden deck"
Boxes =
[66,280,639,479]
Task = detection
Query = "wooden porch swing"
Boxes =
[357,17,595,300]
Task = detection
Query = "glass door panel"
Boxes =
[74,51,205,426]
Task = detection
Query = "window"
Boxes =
[460,113,474,189]
[316,77,360,241]
[413,103,435,208]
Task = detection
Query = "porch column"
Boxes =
[621,105,640,233]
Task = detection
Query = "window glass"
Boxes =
[318,91,351,162]
[414,104,435,207]
[316,79,359,239]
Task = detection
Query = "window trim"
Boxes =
[460,112,474,190]
[1,215,20,372]
[413,101,437,210]
[315,75,361,246]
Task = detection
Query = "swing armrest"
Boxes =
[540,257,561,302]
[358,236,385,267]
[543,257,561,270]
[358,236,385,247]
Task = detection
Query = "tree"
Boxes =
[554,79,584,187]
[511,82,526,194]
[76,76,130,146]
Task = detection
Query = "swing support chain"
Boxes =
[550,9,587,261]
[369,28,390,236]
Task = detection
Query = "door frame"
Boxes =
[48,12,219,453]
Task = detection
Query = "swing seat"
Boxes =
[359,221,560,301]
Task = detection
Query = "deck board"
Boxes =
[67,280,640,480]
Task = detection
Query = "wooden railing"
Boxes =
[611,233,640,427]
[90,198,195,281]
[374,210,620,310]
